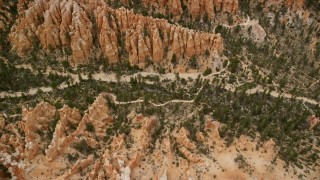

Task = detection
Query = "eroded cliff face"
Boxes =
[45,105,82,161]
[8,0,224,67]
[0,94,319,179]
[23,102,57,160]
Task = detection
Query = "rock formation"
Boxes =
[196,131,205,142]
[99,16,119,63]
[69,2,94,64]
[178,146,202,163]
[46,94,112,161]
[23,101,56,160]
[176,127,196,150]
[81,94,113,138]
[0,95,319,179]
[174,127,203,163]
[83,114,158,179]
[205,117,221,138]
[64,156,94,179]
[45,105,82,161]
[8,0,224,67]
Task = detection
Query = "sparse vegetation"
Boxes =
[86,122,95,132]
[189,55,198,69]
[0,1,319,178]
[0,60,70,91]
[73,139,93,155]
[203,68,212,76]
[234,154,252,173]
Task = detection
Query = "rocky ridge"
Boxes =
[0,94,319,179]
[8,0,224,68]
[23,102,56,160]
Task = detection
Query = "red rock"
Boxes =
[8,0,224,68]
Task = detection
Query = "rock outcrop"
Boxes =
[196,131,205,142]
[45,105,81,161]
[1,95,318,179]
[0,94,114,179]
[8,0,224,68]
[64,156,94,179]
[69,2,94,64]
[85,114,158,179]
[178,146,202,163]
[99,16,119,63]
[82,94,113,138]
[176,127,196,150]
[175,127,203,163]
[46,94,112,161]
[205,118,221,138]
[23,101,56,160]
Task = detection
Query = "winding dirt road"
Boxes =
[0,60,319,107]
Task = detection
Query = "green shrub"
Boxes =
[171,53,177,65]
[73,139,93,155]
[86,122,95,132]
[189,55,198,68]
[203,68,212,76]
